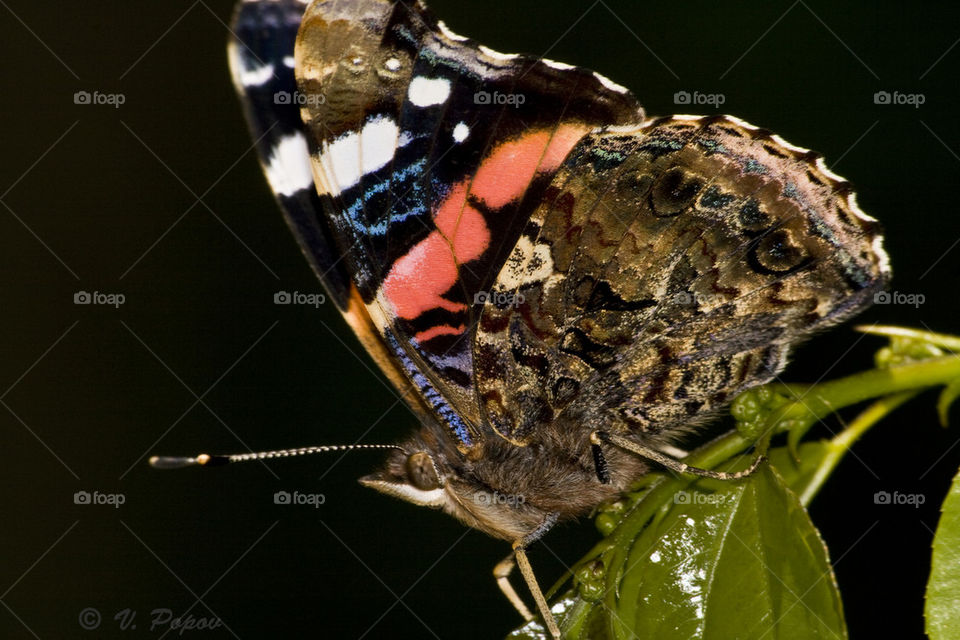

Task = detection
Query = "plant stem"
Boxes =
[771,355,960,425]
[857,325,960,352]
[798,390,920,506]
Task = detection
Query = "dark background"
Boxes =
[1,1,958,638]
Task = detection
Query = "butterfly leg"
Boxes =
[494,554,534,621]
[590,430,764,481]
[501,512,561,639]
[591,438,612,484]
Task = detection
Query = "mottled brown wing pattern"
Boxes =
[475,115,890,445]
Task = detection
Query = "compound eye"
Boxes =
[406,452,440,491]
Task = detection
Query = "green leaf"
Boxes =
[613,466,846,640]
[925,466,960,638]
[508,456,850,640]
[766,442,831,506]
[937,378,960,427]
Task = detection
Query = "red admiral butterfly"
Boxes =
[155,0,890,636]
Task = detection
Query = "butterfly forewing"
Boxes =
[229,0,353,311]
[293,0,644,451]
[230,0,441,418]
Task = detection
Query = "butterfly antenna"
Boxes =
[149,444,403,470]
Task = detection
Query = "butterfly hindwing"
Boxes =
[475,115,890,444]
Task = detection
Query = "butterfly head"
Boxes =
[359,445,448,508]
[358,429,556,541]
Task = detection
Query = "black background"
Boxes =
[2,1,959,639]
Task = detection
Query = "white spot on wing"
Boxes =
[227,41,269,91]
[453,122,470,143]
[437,20,468,42]
[283,56,296,69]
[317,116,399,194]
[319,130,359,195]
[479,45,520,61]
[846,192,877,223]
[814,156,846,184]
[872,234,892,275]
[593,71,629,94]
[361,116,400,177]
[719,114,760,132]
[770,132,811,155]
[408,76,452,107]
[543,58,576,71]
[239,62,274,87]
[266,133,315,197]
[385,57,402,72]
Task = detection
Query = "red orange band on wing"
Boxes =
[414,324,468,343]
[381,124,589,334]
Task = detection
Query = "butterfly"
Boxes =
[214,0,890,635]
